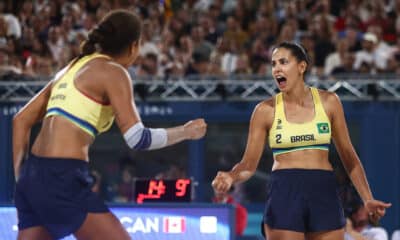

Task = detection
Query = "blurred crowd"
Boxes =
[1,0,400,81]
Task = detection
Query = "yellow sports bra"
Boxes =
[45,53,114,137]
[268,87,331,156]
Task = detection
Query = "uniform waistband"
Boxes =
[267,168,338,193]
[26,153,88,169]
[270,168,335,181]
[271,168,334,174]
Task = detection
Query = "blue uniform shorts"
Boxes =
[14,154,109,239]
[262,169,345,233]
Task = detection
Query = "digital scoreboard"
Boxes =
[134,178,192,203]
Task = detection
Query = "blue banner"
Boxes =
[0,204,234,240]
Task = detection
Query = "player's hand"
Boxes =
[364,199,391,223]
[184,118,207,140]
[212,171,234,194]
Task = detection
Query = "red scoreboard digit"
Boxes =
[134,179,192,203]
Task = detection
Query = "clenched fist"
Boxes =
[184,118,207,140]
[211,171,234,194]
[364,199,391,223]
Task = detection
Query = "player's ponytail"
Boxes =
[78,10,141,59]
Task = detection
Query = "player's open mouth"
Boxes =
[275,76,287,87]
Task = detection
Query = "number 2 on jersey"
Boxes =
[276,134,282,144]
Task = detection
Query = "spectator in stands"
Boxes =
[299,32,317,75]
[324,38,350,76]
[209,36,230,75]
[90,170,102,194]
[249,14,276,47]
[18,0,35,28]
[341,26,363,52]
[158,28,177,76]
[0,12,21,39]
[248,36,269,75]
[311,14,336,76]
[213,185,248,236]
[170,35,193,76]
[346,200,389,240]
[275,23,296,44]
[223,15,248,53]
[331,52,356,76]
[24,37,53,77]
[0,49,22,77]
[191,24,214,62]
[368,24,392,56]
[234,53,252,75]
[185,48,211,77]
[367,24,392,72]
[386,36,400,74]
[364,1,390,35]
[345,218,368,240]
[114,166,135,202]
[139,20,159,57]
[310,0,337,24]
[46,26,68,67]
[136,52,158,77]
[198,12,220,45]
[59,15,78,44]
[392,230,400,240]
[155,164,187,179]
[353,32,381,73]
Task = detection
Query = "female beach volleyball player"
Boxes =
[13,10,206,240]
[212,42,390,240]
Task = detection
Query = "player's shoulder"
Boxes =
[99,60,130,79]
[316,88,341,105]
[315,88,343,118]
[254,96,275,115]
[89,58,132,86]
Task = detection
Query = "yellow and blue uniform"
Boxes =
[269,87,331,156]
[45,53,115,137]
[15,54,114,239]
[262,88,345,234]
